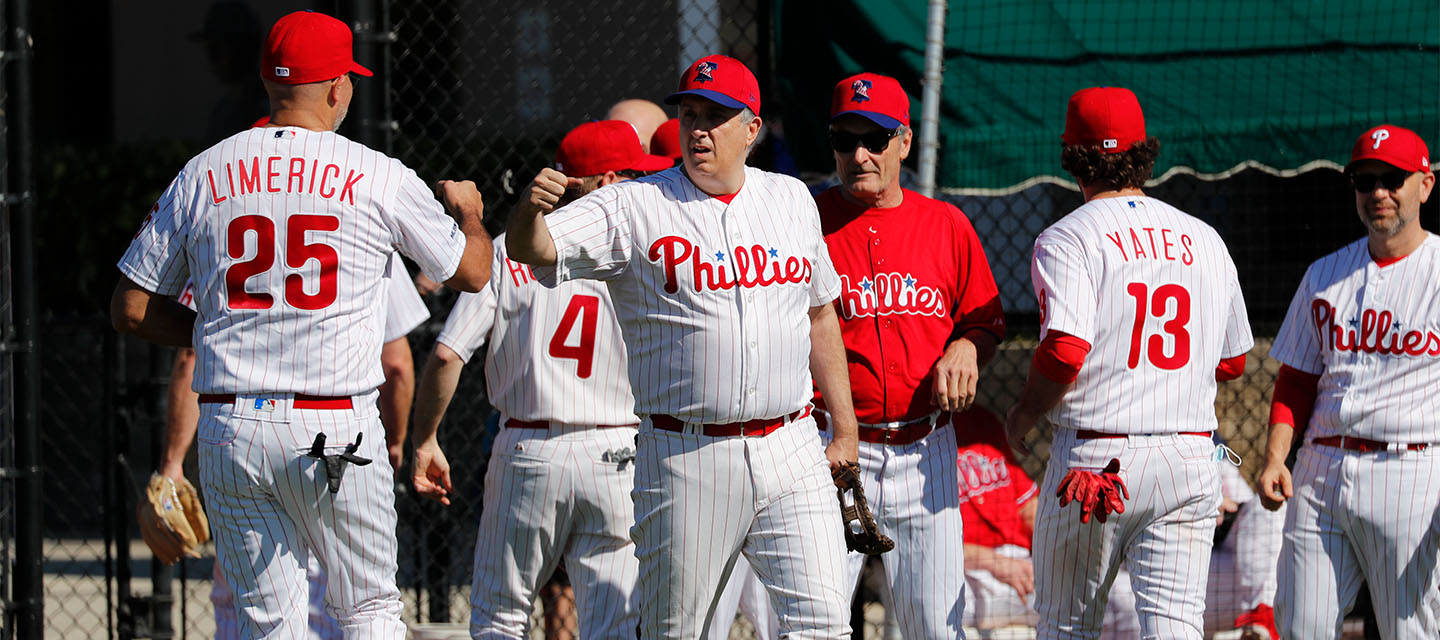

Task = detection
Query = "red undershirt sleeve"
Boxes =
[1269,364,1320,432]
[1215,354,1247,381]
[1032,332,1091,384]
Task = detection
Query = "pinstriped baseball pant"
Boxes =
[1276,443,1440,639]
[469,424,640,639]
[198,391,406,640]
[631,416,850,639]
[1033,429,1220,640]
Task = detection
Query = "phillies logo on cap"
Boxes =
[1372,129,1390,149]
[850,79,872,103]
[694,61,717,84]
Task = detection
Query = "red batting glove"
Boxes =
[1235,604,1278,640]
[1094,458,1130,522]
[1057,458,1129,524]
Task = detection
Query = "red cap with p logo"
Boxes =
[1348,125,1430,173]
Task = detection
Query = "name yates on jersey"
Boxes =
[837,273,946,319]
[1311,299,1440,357]
[207,155,366,206]
[1104,226,1195,265]
[647,235,813,294]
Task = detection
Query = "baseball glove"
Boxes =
[137,473,210,564]
[1056,458,1129,524]
[833,461,894,555]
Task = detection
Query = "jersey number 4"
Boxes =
[549,294,599,379]
[1125,282,1191,370]
[226,215,339,310]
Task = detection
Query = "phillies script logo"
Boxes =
[838,273,947,319]
[648,236,812,293]
[1311,299,1440,357]
[957,449,1012,501]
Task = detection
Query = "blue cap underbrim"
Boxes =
[664,89,747,110]
[830,109,903,130]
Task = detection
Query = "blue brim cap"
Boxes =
[831,109,903,130]
[664,88,747,110]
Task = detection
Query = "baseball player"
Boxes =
[814,71,1006,637]
[954,405,1040,630]
[410,119,671,638]
[505,54,860,639]
[111,11,492,638]
[1005,86,1254,639]
[1260,124,1439,638]
[153,262,429,639]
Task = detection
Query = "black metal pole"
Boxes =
[148,345,174,639]
[7,0,43,636]
[344,0,394,153]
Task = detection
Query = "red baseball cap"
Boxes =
[664,55,761,114]
[1348,124,1430,173]
[830,73,909,129]
[650,118,682,160]
[1062,87,1146,153]
[261,11,372,85]
[555,120,675,177]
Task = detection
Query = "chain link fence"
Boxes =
[16,0,1436,638]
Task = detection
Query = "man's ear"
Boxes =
[598,171,621,187]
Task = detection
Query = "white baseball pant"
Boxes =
[212,555,341,640]
[198,390,406,639]
[631,416,850,639]
[1276,443,1440,638]
[468,423,640,639]
[1033,429,1221,640]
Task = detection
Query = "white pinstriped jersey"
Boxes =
[176,253,427,343]
[117,127,465,396]
[436,234,636,425]
[1271,233,1440,442]
[536,166,841,423]
[1032,195,1253,433]
[382,259,429,343]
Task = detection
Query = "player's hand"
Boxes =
[824,436,860,487]
[990,555,1035,599]
[436,179,484,224]
[1217,496,1240,526]
[519,168,583,218]
[1257,458,1292,511]
[932,338,979,412]
[1004,405,1037,457]
[411,439,453,506]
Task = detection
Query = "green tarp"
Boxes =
[776,0,1440,192]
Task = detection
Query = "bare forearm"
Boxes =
[1264,422,1295,465]
[964,544,1001,573]
[159,347,198,479]
[961,330,1000,369]
[809,304,858,441]
[411,346,466,446]
[1014,368,1072,421]
[379,338,416,451]
[110,278,196,347]
[505,203,558,266]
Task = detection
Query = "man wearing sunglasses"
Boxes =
[812,72,1006,637]
[1261,124,1439,638]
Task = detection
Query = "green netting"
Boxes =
[777,0,1440,191]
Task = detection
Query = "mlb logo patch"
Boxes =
[253,398,277,412]
[694,61,717,84]
[1103,139,1118,149]
[274,66,291,78]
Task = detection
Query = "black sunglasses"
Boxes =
[1348,170,1411,193]
[828,127,901,154]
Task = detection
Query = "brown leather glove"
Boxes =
[137,473,210,564]
[833,461,895,554]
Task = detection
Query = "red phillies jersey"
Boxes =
[816,187,1006,422]
[954,407,1037,549]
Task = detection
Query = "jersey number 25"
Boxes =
[225,214,338,310]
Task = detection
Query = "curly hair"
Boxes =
[1060,138,1161,191]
